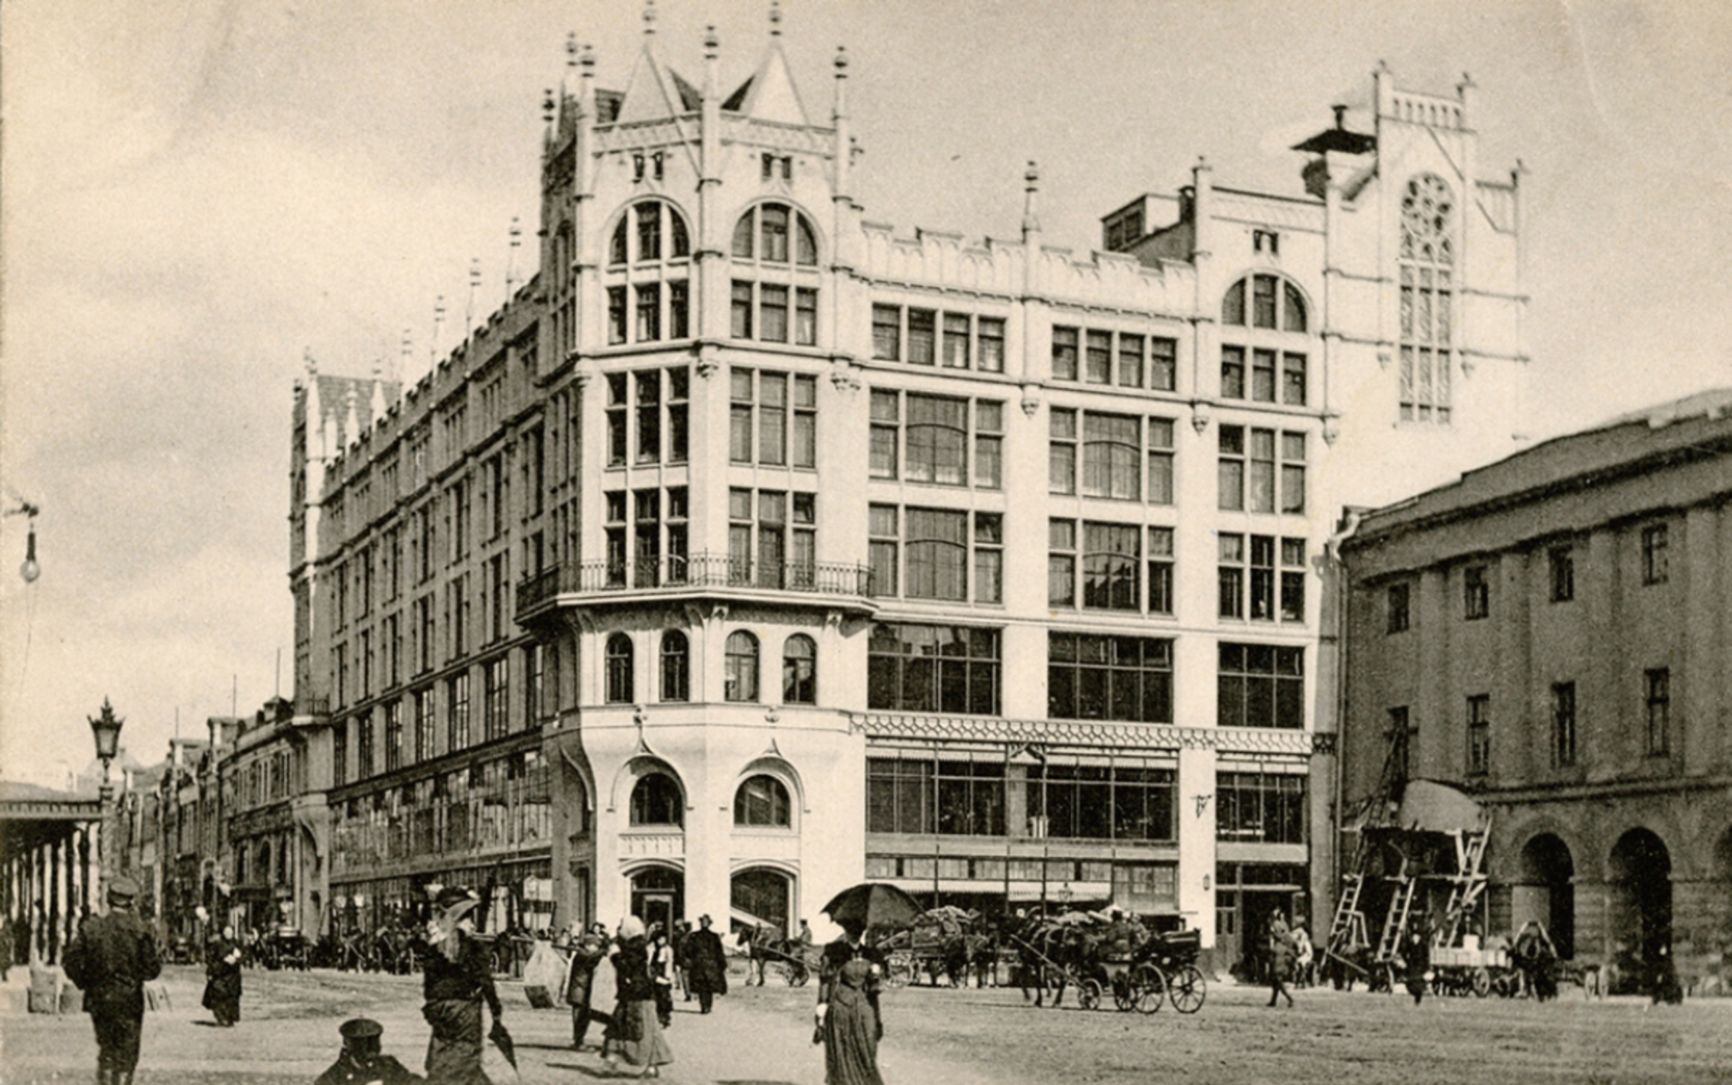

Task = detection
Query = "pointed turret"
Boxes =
[615,1,692,124]
[732,0,811,126]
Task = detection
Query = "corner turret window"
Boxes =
[730,202,821,347]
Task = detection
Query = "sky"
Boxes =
[2,0,1729,785]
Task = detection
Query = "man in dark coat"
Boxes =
[1402,928,1431,1005]
[317,1017,424,1085]
[420,886,502,1084]
[1265,913,1296,1008]
[563,923,609,1050]
[62,875,163,1085]
[684,914,729,1013]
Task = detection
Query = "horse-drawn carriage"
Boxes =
[880,906,993,987]
[1013,913,1207,1014]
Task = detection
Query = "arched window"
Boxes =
[235,845,248,884]
[734,775,792,827]
[256,843,270,883]
[629,772,683,826]
[660,631,689,703]
[730,202,820,346]
[1399,173,1455,423]
[1219,272,1309,408]
[605,633,634,704]
[782,634,817,704]
[724,631,759,702]
[604,199,693,347]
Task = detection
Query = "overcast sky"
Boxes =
[2,0,1728,784]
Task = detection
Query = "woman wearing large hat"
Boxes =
[420,886,502,1083]
[603,916,673,1078]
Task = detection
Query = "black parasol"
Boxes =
[820,883,922,934]
[489,1018,518,1072]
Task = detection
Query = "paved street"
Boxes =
[3,966,1730,1084]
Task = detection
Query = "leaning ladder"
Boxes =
[1375,870,1416,964]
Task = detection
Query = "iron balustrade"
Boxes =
[516,551,875,616]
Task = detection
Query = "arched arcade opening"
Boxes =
[1516,833,1575,958]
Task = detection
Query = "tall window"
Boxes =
[1551,681,1577,767]
[1644,668,1670,757]
[1217,644,1304,729]
[1029,761,1174,842]
[867,755,1009,837]
[333,722,348,786]
[660,631,689,703]
[1398,174,1455,422]
[446,672,470,752]
[1386,707,1413,783]
[1218,534,1307,622]
[1049,519,1142,612]
[1387,583,1411,633]
[867,623,1000,714]
[1047,632,1173,723]
[730,203,819,344]
[725,631,760,702]
[629,773,683,826]
[1463,564,1490,620]
[734,775,792,828]
[783,634,817,704]
[872,304,1007,374]
[1467,694,1490,776]
[1220,273,1307,407]
[483,658,508,740]
[1217,425,1305,514]
[1548,546,1575,603]
[605,633,634,704]
[1147,527,1175,615]
[1051,410,1171,501]
[603,200,691,345]
[871,504,1000,604]
[415,687,436,762]
[526,643,545,724]
[730,369,816,468]
[1641,524,1669,585]
[728,488,815,589]
[384,701,403,772]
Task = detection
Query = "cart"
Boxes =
[754,940,824,986]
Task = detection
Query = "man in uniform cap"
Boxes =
[316,1018,424,1085]
[62,875,163,1085]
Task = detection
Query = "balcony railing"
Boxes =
[517,552,875,616]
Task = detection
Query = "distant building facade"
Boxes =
[1338,392,1732,980]
[290,16,1532,966]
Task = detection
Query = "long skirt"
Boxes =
[423,998,491,1085]
[611,999,673,1068]
[823,990,884,1085]
[203,971,242,1025]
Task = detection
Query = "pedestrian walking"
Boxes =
[201,924,244,1026]
[603,917,673,1078]
[671,920,693,1001]
[1402,928,1431,1005]
[0,916,13,982]
[816,923,885,1085]
[61,874,163,1085]
[649,924,675,1029]
[1265,913,1295,1008]
[316,1017,424,1085]
[563,922,609,1050]
[684,914,729,1014]
[1291,924,1315,988]
[420,886,503,1085]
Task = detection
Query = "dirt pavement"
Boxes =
[1,966,1728,1083]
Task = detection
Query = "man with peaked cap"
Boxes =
[421,886,502,1084]
[62,875,163,1085]
[316,1018,425,1085]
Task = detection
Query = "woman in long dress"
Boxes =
[820,957,884,1085]
[202,924,243,1026]
[603,917,672,1078]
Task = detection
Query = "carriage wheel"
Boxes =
[1112,972,1136,1012]
[1471,967,1492,998]
[1078,978,1103,1011]
[1133,965,1167,1014]
[1168,964,1206,1014]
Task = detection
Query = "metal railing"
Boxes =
[517,551,875,615]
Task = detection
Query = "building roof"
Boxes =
[1349,388,1732,542]
[0,779,96,803]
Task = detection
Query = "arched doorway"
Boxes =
[1608,828,1671,973]
[629,865,683,935]
[730,867,793,940]
[1517,834,1574,958]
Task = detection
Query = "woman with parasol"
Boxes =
[814,884,919,1085]
[421,886,504,1083]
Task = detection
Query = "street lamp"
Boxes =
[88,699,124,901]
[3,496,40,582]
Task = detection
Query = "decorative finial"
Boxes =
[1024,160,1039,189]
[468,257,482,289]
[542,88,555,125]
[1332,104,1347,129]
[834,45,848,74]
[1460,70,1474,87]
[643,0,656,37]
[581,42,596,73]
[770,0,783,37]
[566,32,579,67]
[704,24,719,57]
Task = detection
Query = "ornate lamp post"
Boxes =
[88,699,125,901]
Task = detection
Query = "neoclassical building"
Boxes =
[289,13,1530,966]
[1338,392,1732,982]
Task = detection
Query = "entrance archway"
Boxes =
[1608,828,1671,971]
[730,867,793,939]
[1517,833,1575,958]
[629,865,684,934]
